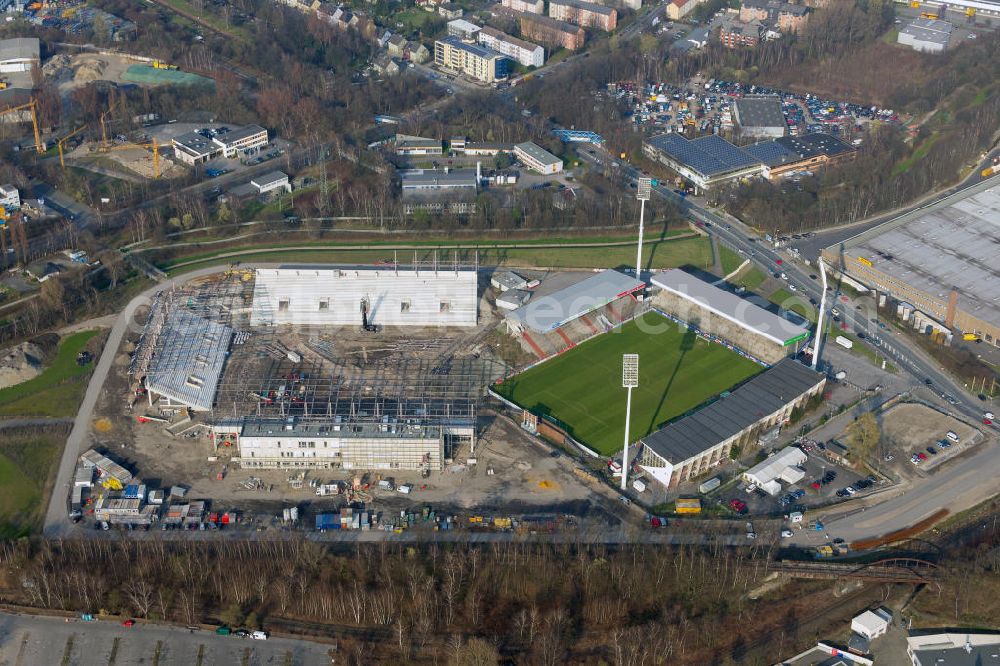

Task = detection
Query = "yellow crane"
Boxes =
[57,124,87,169]
[0,99,43,152]
[96,138,162,178]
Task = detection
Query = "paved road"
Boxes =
[0,611,334,666]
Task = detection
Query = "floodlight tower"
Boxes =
[621,353,639,491]
[635,177,652,282]
[812,257,829,371]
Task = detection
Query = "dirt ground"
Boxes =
[0,341,44,388]
[44,53,138,93]
[879,402,983,476]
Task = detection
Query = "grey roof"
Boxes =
[241,418,444,440]
[439,35,500,59]
[515,141,562,167]
[145,311,233,412]
[845,182,1000,330]
[909,634,1000,666]
[395,134,443,150]
[734,96,785,130]
[653,268,810,345]
[641,359,824,465]
[251,171,288,188]
[520,13,584,34]
[0,37,39,63]
[172,131,217,157]
[900,18,952,45]
[214,124,267,146]
[400,170,478,189]
[746,132,854,166]
[549,0,615,16]
[646,134,761,177]
[506,269,643,333]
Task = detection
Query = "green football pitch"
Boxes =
[496,311,764,456]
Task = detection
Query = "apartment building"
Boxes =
[434,36,508,83]
[739,0,809,32]
[548,0,617,31]
[501,0,544,13]
[477,26,545,67]
[519,13,587,49]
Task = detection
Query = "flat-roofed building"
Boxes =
[907,633,1000,666]
[519,14,586,50]
[548,0,617,30]
[643,134,764,192]
[0,183,19,210]
[213,125,268,157]
[651,268,811,363]
[0,37,38,73]
[447,18,481,39]
[744,132,855,179]
[434,36,508,83]
[172,131,222,165]
[400,169,479,192]
[825,180,1000,348]
[733,96,786,138]
[502,0,544,12]
[638,359,825,489]
[898,17,952,53]
[478,26,545,67]
[514,141,563,174]
[394,134,443,156]
[251,171,291,194]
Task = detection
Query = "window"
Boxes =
[318,299,330,311]
[400,300,411,313]
[278,299,290,312]
[440,301,450,313]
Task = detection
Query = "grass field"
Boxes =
[496,311,763,455]
[0,329,100,417]
[0,425,69,537]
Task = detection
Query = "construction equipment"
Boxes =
[101,477,124,491]
[0,99,43,152]
[982,165,998,179]
[152,60,179,70]
[909,0,920,7]
[94,138,161,178]
[57,125,87,169]
[360,298,379,333]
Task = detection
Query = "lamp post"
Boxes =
[636,177,652,282]
[621,353,639,491]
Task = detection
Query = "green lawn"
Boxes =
[737,267,767,291]
[0,425,68,537]
[164,236,714,276]
[769,287,815,321]
[495,311,764,455]
[719,245,744,275]
[0,330,100,417]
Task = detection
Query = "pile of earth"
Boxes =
[0,341,45,389]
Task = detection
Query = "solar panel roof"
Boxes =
[647,134,761,177]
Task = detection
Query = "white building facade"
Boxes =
[477,27,545,67]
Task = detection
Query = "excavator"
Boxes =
[360,299,379,333]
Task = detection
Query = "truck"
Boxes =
[982,166,998,178]
[835,335,853,349]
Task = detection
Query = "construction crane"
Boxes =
[99,96,125,150]
[95,138,162,178]
[57,124,87,169]
[0,99,43,152]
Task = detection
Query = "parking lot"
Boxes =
[0,612,335,666]
[879,402,983,476]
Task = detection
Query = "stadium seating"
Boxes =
[517,295,649,360]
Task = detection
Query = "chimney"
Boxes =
[945,288,958,328]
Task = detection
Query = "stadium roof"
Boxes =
[734,97,785,130]
[641,359,824,465]
[145,311,233,412]
[646,134,761,178]
[652,268,811,345]
[506,269,644,333]
[845,182,1000,329]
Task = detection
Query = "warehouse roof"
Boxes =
[400,169,478,189]
[844,181,1000,330]
[506,269,643,333]
[900,18,953,45]
[646,134,761,178]
[145,311,233,412]
[746,133,854,167]
[652,268,810,345]
[641,359,824,465]
[0,37,39,63]
[734,96,785,130]
[251,171,288,188]
[906,633,1000,666]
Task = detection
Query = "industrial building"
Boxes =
[400,169,479,192]
[897,18,952,53]
[478,27,545,68]
[733,96,786,138]
[742,446,807,495]
[745,132,856,180]
[144,310,234,412]
[901,0,1000,17]
[250,171,291,195]
[434,36,508,83]
[828,180,1000,348]
[651,268,811,363]
[637,359,825,489]
[906,633,1000,666]
[251,265,479,327]
[395,134,443,156]
[548,0,617,31]
[519,14,586,50]
[504,269,643,334]
[0,37,38,73]
[514,141,563,174]
[851,609,891,642]
[643,134,765,192]
[502,0,544,12]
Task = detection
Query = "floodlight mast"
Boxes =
[812,258,828,371]
[621,354,639,491]
[636,178,652,282]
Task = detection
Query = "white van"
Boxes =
[946,431,959,443]
[252,631,268,641]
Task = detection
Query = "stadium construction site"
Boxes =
[75,258,825,533]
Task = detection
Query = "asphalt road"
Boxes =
[0,611,335,666]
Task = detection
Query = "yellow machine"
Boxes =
[963,333,981,342]
[966,7,975,16]
[101,477,124,491]
[57,125,87,169]
[0,99,43,152]
[982,165,997,178]
[152,60,179,70]
[910,0,920,7]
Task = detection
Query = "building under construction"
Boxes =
[131,262,494,472]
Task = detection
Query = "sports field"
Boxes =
[496,311,763,455]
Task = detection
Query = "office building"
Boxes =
[514,141,563,174]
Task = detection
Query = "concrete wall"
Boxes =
[238,431,445,470]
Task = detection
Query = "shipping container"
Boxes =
[675,498,702,514]
[698,477,721,494]
[834,336,853,349]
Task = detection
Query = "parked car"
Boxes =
[926,446,937,455]
[122,619,135,628]
[252,631,268,641]
[729,499,747,514]
[844,486,857,495]
[781,529,794,538]
[234,629,252,638]
[917,452,928,460]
